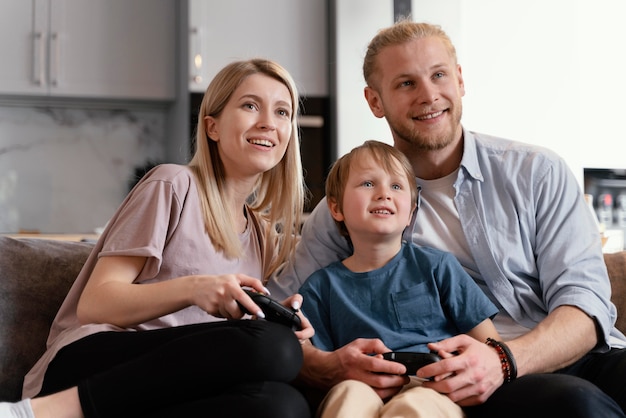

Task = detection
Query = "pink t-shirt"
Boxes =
[22,164,268,398]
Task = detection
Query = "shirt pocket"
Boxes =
[391,283,441,330]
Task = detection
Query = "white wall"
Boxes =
[334,0,626,187]
[333,0,393,157]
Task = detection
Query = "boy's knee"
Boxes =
[318,380,382,418]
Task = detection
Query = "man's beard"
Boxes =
[390,107,462,151]
[393,126,453,151]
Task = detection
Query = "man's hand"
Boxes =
[418,307,600,406]
[300,338,409,400]
[418,334,503,406]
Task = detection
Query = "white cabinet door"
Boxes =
[0,0,48,95]
[48,0,176,100]
[188,0,328,97]
[0,0,176,100]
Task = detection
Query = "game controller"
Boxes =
[382,351,441,375]
[238,289,302,331]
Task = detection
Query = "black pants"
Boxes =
[464,348,626,418]
[39,320,310,418]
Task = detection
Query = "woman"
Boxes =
[0,59,314,418]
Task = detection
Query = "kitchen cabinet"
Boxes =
[0,0,176,100]
[188,0,328,97]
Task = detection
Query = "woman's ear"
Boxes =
[328,197,345,222]
[204,115,219,142]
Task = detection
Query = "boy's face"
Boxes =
[329,153,415,242]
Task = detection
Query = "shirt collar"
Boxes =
[459,127,484,182]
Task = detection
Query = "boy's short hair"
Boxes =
[325,140,418,237]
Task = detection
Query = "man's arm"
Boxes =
[422,305,598,406]
[420,154,607,404]
[507,305,598,375]
[532,154,614,350]
[501,150,610,372]
[267,197,352,300]
[298,339,409,400]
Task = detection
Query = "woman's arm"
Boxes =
[76,256,268,328]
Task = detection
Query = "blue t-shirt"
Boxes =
[299,242,498,352]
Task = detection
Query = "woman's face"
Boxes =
[205,73,293,181]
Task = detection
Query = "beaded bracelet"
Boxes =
[485,338,518,383]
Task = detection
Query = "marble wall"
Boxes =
[0,105,168,233]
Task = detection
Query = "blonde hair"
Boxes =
[363,19,457,87]
[326,140,417,237]
[188,59,305,279]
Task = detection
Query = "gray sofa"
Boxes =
[1,236,626,402]
[0,237,94,401]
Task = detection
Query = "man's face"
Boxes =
[365,36,465,152]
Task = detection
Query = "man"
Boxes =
[268,20,626,418]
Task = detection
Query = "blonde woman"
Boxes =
[1,59,313,418]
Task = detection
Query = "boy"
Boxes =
[299,140,501,417]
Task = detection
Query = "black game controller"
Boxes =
[238,289,302,331]
[383,351,441,375]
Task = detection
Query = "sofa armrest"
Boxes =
[0,237,94,401]
[604,251,626,335]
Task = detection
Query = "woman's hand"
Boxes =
[191,273,268,319]
[281,293,315,340]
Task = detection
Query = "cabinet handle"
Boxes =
[49,32,59,87]
[190,27,203,84]
[32,32,44,86]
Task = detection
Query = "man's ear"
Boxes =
[204,115,219,142]
[457,64,466,97]
[364,86,385,119]
[327,198,345,222]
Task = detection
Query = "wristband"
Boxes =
[486,338,518,383]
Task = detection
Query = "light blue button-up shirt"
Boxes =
[270,129,626,350]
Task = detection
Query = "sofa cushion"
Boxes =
[0,237,94,401]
